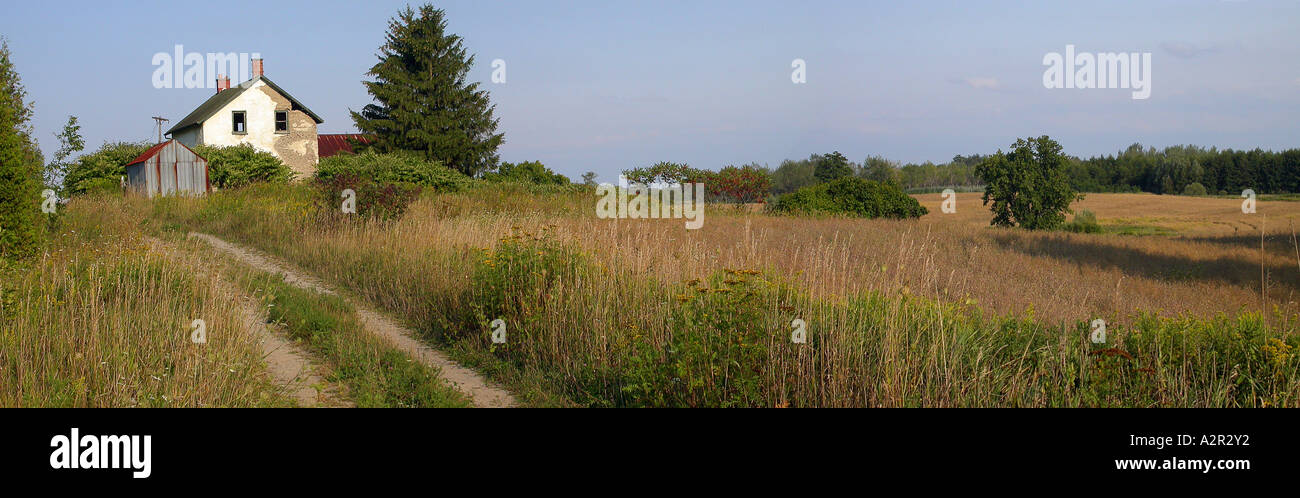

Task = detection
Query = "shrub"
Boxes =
[81,177,123,196]
[623,162,773,203]
[771,176,928,218]
[687,163,772,203]
[313,173,421,221]
[1182,182,1207,196]
[482,160,569,185]
[62,141,150,195]
[622,269,785,407]
[622,161,695,185]
[1063,209,1101,233]
[193,143,293,189]
[316,151,469,192]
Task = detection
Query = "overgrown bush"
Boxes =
[193,143,293,189]
[313,173,421,221]
[1062,209,1101,233]
[623,269,787,407]
[622,162,772,203]
[622,161,696,185]
[770,176,928,218]
[62,141,150,195]
[316,151,469,192]
[481,160,569,184]
[1182,182,1207,196]
[689,163,772,203]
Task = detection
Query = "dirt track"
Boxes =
[189,232,517,408]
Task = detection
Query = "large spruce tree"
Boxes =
[352,4,504,176]
[0,40,44,260]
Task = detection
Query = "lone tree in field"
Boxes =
[352,4,504,176]
[0,40,45,260]
[975,136,1080,230]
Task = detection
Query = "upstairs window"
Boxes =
[232,111,246,134]
[275,111,288,133]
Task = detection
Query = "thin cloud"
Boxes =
[1161,41,1218,58]
[963,77,1000,90]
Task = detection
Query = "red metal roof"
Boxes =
[126,141,171,166]
[125,139,208,166]
[318,134,374,159]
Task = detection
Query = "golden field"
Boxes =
[129,184,1300,407]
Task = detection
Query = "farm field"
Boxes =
[83,184,1300,408]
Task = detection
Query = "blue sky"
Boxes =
[2,0,1298,181]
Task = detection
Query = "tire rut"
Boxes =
[188,232,517,408]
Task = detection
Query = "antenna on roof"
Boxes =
[151,116,170,144]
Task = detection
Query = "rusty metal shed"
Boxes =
[124,139,210,197]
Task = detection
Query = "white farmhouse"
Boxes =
[165,58,324,177]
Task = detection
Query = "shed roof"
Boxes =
[125,139,207,166]
[164,76,324,136]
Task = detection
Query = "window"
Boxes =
[232,111,246,134]
[275,111,288,133]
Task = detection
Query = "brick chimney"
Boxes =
[216,74,231,93]
[252,58,264,78]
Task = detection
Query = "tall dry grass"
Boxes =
[142,183,1300,407]
[0,196,284,407]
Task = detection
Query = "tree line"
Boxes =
[1067,144,1300,195]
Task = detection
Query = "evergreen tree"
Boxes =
[351,4,504,176]
[0,40,44,260]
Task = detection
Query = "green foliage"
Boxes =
[351,4,504,176]
[482,160,569,185]
[581,171,597,186]
[623,270,782,407]
[1070,144,1300,195]
[470,228,581,325]
[695,163,772,203]
[248,272,469,407]
[622,161,772,203]
[861,155,901,186]
[622,161,695,185]
[193,143,292,189]
[813,151,853,183]
[1160,174,1176,195]
[976,136,1080,230]
[315,150,469,191]
[771,176,928,218]
[45,115,84,191]
[1182,182,1207,196]
[770,157,817,194]
[0,40,44,260]
[888,155,986,192]
[313,173,422,222]
[62,141,150,195]
[1062,209,1101,234]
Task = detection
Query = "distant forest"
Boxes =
[767,145,1300,195]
